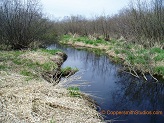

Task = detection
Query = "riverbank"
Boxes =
[0,49,103,123]
[60,34,164,80]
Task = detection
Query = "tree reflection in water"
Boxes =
[111,74,164,123]
[48,44,164,123]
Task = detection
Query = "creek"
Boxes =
[48,44,164,123]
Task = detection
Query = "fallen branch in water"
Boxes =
[126,64,140,78]
[142,72,148,81]
[149,72,158,82]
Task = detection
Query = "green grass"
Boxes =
[63,34,72,39]
[114,49,120,54]
[50,119,56,123]
[40,49,62,55]
[20,69,35,77]
[150,47,164,54]
[134,56,147,64]
[0,64,7,70]
[61,66,78,74]
[61,66,72,73]
[136,49,149,54]
[76,36,88,42]
[92,48,104,55]
[13,58,24,65]
[0,49,59,80]
[111,56,122,63]
[154,66,164,75]
[110,40,116,44]
[42,62,57,71]
[62,34,108,46]
[154,54,164,61]
[126,54,136,64]
[67,86,81,98]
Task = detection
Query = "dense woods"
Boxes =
[0,0,163,49]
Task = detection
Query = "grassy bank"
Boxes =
[0,49,103,123]
[60,34,164,80]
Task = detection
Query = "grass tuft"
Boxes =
[67,86,81,98]
[20,69,35,77]
[0,64,7,70]
[154,66,164,75]
[41,62,57,71]
[150,48,164,54]
[153,54,164,61]
[40,49,62,55]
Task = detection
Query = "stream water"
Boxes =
[48,44,164,123]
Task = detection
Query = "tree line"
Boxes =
[0,0,163,50]
[55,0,164,48]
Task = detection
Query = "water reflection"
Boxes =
[49,44,118,81]
[112,75,164,110]
[48,44,164,123]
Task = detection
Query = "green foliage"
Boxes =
[127,54,135,64]
[154,66,164,75]
[136,49,148,54]
[154,54,164,61]
[49,117,56,123]
[150,48,164,61]
[134,56,146,64]
[50,119,55,123]
[112,56,122,63]
[42,62,57,71]
[63,34,72,40]
[0,64,7,70]
[40,49,62,55]
[150,48,164,54]
[114,49,120,54]
[84,40,94,45]
[120,49,130,54]
[63,34,108,46]
[110,40,116,44]
[93,49,104,55]
[123,43,132,49]
[13,59,24,65]
[20,69,34,77]
[108,46,113,50]
[76,36,88,42]
[61,67,78,74]
[0,50,59,80]
[61,66,72,73]
[67,86,81,98]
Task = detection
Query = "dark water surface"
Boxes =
[48,44,164,123]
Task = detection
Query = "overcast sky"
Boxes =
[40,0,130,19]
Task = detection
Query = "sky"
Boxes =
[40,0,130,19]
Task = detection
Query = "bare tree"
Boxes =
[0,0,53,49]
[53,0,164,48]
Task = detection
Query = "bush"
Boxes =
[0,0,57,50]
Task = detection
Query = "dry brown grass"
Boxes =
[0,70,103,123]
[19,51,52,64]
[0,50,103,123]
